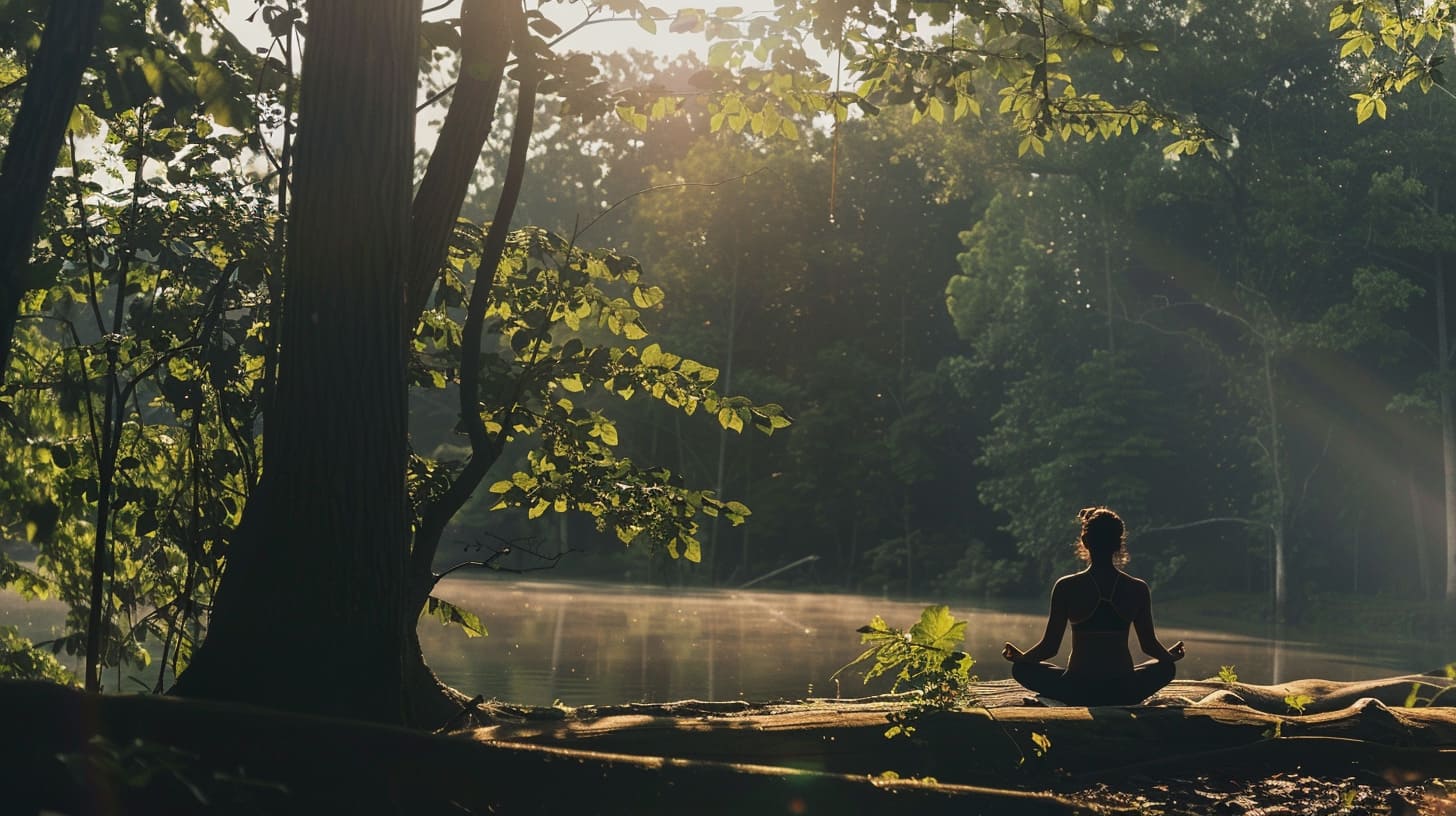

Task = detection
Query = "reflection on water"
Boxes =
[1,580,1446,704]
[420,578,1450,707]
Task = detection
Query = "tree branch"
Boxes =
[406,0,513,324]
[409,8,538,599]
[1136,517,1276,537]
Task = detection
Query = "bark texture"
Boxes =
[172,0,419,724]
[0,0,104,375]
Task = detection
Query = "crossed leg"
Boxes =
[1012,659,1176,706]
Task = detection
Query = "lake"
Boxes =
[5,578,1448,703]
[418,578,1451,707]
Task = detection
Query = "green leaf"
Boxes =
[908,605,966,652]
[1283,693,1314,714]
[426,596,487,638]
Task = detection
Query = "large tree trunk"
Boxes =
[0,0,104,376]
[172,0,419,724]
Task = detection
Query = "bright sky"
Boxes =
[219,1,836,155]
[221,1,785,64]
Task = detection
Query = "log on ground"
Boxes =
[465,675,1456,786]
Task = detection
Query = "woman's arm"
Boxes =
[1131,581,1185,662]
[1006,579,1069,663]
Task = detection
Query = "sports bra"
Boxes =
[1070,573,1129,635]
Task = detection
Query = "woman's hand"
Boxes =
[1002,642,1026,663]
[1167,641,1186,662]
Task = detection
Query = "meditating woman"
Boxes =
[1002,506,1185,705]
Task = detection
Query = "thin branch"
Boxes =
[1290,422,1335,523]
[1136,517,1276,537]
[435,550,577,581]
[417,81,459,113]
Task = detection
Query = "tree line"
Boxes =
[460,1,1456,631]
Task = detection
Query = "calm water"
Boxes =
[4,579,1447,704]
[419,578,1450,706]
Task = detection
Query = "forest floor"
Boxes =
[1068,772,1453,815]
[3,675,1456,814]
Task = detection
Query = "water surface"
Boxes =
[4,578,1444,703]
[420,578,1448,707]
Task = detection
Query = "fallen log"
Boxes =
[465,675,1456,786]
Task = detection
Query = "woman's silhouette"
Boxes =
[1002,507,1185,705]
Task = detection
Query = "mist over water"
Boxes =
[419,578,1448,707]
[3,578,1444,702]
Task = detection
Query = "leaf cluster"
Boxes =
[833,605,976,737]
[414,223,789,565]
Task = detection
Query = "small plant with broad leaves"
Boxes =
[1284,694,1315,714]
[832,605,976,738]
[1217,665,1239,685]
[1403,663,1456,708]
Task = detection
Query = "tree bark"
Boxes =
[0,0,104,376]
[172,0,419,724]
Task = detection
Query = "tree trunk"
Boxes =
[708,237,740,584]
[1408,469,1431,600]
[1437,251,1456,608]
[1261,346,1288,623]
[404,623,475,728]
[172,0,419,724]
[0,0,104,375]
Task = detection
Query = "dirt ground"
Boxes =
[1070,773,1456,815]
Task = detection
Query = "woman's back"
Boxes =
[1061,569,1146,675]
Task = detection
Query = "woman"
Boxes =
[1002,506,1185,705]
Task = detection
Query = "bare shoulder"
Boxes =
[1120,574,1152,598]
[1048,574,1080,603]
[1051,573,1084,592]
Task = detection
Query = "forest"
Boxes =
[1,0,1455,813]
